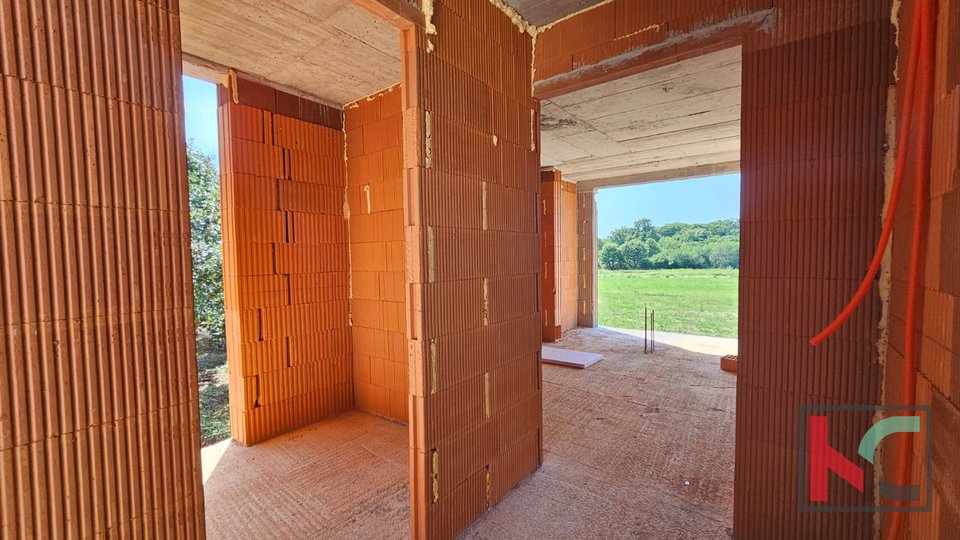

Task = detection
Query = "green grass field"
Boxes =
[598,269,739,338]
[197,350,230,447]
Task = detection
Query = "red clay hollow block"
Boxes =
[219,76,351,446]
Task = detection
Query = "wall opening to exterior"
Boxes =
[538,46,745,529]
[183,75,232,449]
[594,174,741,343]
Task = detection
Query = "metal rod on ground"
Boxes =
[651,310,656,352]
[644,307,648,353]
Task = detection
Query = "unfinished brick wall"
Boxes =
[882,0,960,536]
[540,169,562,341]
[0,0,204,536]
[219,77,351,446]
[401,1,542,536]
[559,180,578,331]
[576,191,598,328]
[536,2,895,538]
[345,85,407,422]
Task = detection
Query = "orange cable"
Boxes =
[808,5,922,347]
[805,1,937,537]
[887,1,936,537]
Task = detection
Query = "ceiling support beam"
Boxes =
[534,9,775,99]
[351,0,425,30]
[574,161,740,191]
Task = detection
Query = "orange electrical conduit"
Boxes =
[808,0,937,538]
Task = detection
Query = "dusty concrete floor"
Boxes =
[462,327,737,539]
[202,411,409,539]
[201,327,736,539]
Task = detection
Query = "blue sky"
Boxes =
[596,174,741,237]
[183,76,220,159]
[181,75,740,235]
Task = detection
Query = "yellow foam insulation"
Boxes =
[488,0,537,35]
[423,0,437,34]
[344,82,402,109]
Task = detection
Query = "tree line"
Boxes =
[187,144,226,351]
[599,218,740,270]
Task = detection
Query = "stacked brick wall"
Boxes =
[0,0,204,536]
[576,191,597,328]
[559,180,578,331]
[540,169,561,341]
[345,85,408,422]
[218,77,351,445]
[883,0,960,536]
[401,0,542,536]
[535,2,895,537]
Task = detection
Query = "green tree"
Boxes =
[599,242,627,270]
[599,218,740,270]
[188,143,225,351]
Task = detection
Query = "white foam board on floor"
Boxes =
[542,346,603,369]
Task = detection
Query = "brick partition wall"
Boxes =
[540,169,562,341]
[541,169,578,338]
[882,0,960,536]
[535,2,895,538]
[218,77,352,446]
[401,0,542,536]
[345,85,408,422]
[576,190,598,328]
[559,180,578,331]
[0,0,204,536]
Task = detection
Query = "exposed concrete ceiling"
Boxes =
[540,47,742,188]
[502,0,608,26]
[180,0,400,105]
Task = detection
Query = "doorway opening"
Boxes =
[183,75,230,448]
[495,45,744,536]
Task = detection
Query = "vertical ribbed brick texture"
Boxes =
[541,169,578,339]
[882,0,960,537]
[401,1,542,537]
[576,191,597,328]
[559,180,578,331]
[0,0,204,537]
[535,2,895,538]
[219,78,351,446]
[345,85,408,422]
[540,169,561,341]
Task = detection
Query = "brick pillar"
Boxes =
[219,77,351,445]
[540,169,562,341]
[577,190,598,328]
[0,1,204,536]
[401,1,542,537]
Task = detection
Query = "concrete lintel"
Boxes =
[575,161,740,192]
[351,0,426,30]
